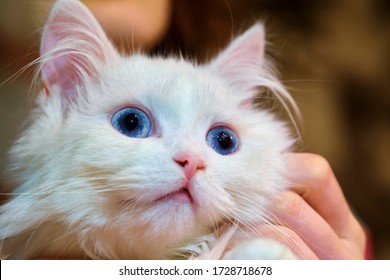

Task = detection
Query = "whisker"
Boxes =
[261,209,311,259]
[281,79,338,84]
[219,188,315,259]
[272,38,288,60]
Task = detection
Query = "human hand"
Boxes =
[264,153,367,259]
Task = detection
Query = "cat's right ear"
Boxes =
[206,24,266,106]
[40,0,119,101]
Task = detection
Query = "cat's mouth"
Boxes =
[155,185,194,204]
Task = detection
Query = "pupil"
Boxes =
[124,113,139,131]
[217,132,232,150]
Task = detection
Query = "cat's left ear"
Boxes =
[207,23,266,106]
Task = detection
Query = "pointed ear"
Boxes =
[40,0,119,99]
[207,23,266,104]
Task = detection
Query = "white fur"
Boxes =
[223,239,296,260]
[0,0,298,259]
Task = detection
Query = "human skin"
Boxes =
[83,0,171,51]
[267,153,366,259]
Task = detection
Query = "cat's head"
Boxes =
[0,0,296,259]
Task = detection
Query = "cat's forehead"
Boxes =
[94,55,239,126]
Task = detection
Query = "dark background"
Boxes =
[0,0,389,259]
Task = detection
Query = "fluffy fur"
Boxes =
[0,0,298,259]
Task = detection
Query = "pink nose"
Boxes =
[174,153,205,179]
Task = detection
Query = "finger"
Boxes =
[251,223,319,260]
[285,153,365,245]
[270,191,355,259]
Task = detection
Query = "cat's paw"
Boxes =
[222,238,296,260]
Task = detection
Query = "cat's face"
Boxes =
[0,0,294,259]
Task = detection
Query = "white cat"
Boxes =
[0,0,298,259]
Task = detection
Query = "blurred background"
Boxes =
[0,0,389,259]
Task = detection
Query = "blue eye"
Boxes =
[111,107,152,138]
[206,126,239,155]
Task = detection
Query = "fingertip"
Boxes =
[302,153,332,183]
[286,153,333,191]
